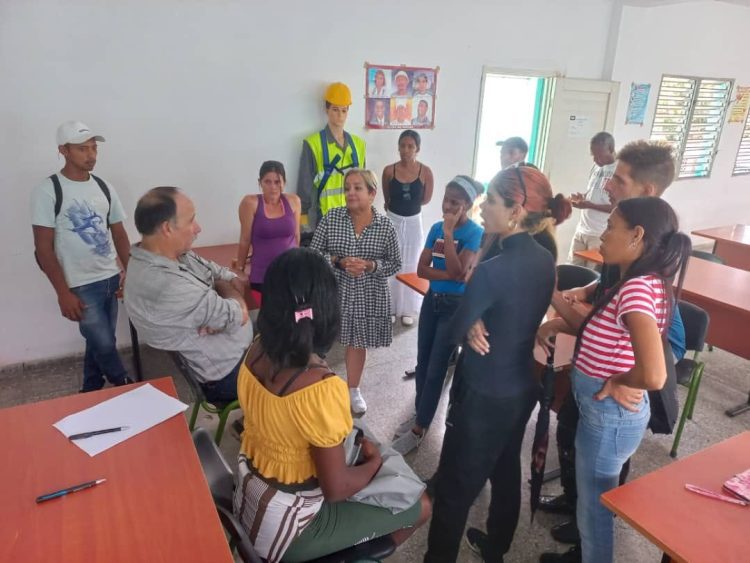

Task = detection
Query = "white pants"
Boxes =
[387,211,423,317]
[567,231,602,267]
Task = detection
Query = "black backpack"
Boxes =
[34,173,112,270]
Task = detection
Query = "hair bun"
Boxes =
[549,193,572,225]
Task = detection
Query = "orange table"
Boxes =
[396,272,429,296]
[693,224,750,272]
[0,378,233,563]
[193,243,259,310]
[602,431,750,563]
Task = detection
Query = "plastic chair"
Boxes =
[169,351,240,445]
[556,264,599,292]
[191,428,396,563]
[690,249,725,265]
[670,301,710,458]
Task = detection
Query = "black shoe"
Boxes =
[551,520,580,545]
[538,494,574,515]
[465,528,504,562]
[232,418,244,436]
[539,545,581,563]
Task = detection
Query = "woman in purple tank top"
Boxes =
[236,161,301,293]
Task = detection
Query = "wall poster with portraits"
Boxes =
[364,63,438,130]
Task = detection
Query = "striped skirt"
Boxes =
[233,454,324,563]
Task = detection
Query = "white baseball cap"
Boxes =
[56,121,106,145]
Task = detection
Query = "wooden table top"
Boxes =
[692,224,750,247]
[572,250,750,315]
[192,242,240,269]
[0,378,233,563]
[601,431,750,563]
[396,272,429,296]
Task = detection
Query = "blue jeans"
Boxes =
[414,291,461,429]
[201,356,242,405]
[71,274,129,392]
[573,368,650,563]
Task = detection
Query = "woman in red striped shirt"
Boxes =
[539,197,690,562]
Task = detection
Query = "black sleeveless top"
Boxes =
[388,163,424,217]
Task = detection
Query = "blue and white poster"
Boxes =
[626,83,651,125]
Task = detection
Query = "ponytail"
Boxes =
[548,193,572,225]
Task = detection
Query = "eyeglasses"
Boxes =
[513,165,528,206]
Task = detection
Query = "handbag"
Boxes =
[344,421,426,514]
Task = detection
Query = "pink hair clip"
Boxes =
[294,308,314,323]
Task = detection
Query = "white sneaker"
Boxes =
[401,315,414,326]
[390,315,396,324]
[349,387,367,415]
[394,413,417,438]
[391,429,424,455]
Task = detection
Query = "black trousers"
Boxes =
[424,379,537,562]
[557,388,631,507]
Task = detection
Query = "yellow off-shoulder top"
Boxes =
[237,361,353,484]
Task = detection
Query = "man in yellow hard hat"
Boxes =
[297,82,366,228]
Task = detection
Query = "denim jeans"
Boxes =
[573,367,650,563]
[201,356,242,404]
[414,291,462,429]
[71,274,129,392]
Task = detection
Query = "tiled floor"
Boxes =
[3,322,748,562]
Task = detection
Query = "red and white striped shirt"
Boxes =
[575,275,668,380]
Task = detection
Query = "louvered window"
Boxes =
[734,111,750,175]
[650,75,732,179]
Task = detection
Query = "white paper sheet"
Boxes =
[54,383,189,456]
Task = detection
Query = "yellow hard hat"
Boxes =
[324,82,352,106]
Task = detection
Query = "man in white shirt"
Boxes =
[566,132,616,266]
[31,121,132,392]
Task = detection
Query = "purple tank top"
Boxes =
[249,195,297,284]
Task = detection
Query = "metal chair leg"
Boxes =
[189,402,201,431]
[128,320,144,382]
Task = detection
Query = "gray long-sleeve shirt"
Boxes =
[125,244,253,383]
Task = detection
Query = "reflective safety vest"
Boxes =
[305,129,366,217]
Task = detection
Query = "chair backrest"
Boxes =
[192,428,235,510]
[556,264,600,291]
[690,249,725,265]
[677,301,710,353]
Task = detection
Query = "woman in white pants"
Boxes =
[382,130,434,325]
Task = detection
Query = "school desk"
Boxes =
[692,224,750,272]
[601,431,750,563]
[0,377,233,562]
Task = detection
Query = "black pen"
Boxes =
[36,478,107,503]
[68,426,130,440]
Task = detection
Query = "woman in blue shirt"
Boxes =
[390,175,484,455]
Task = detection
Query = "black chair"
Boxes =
[690,249,725,265]
[191,428,396,563]
[556,264,599,292]
[670,301,710,458]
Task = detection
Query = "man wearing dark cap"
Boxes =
[496,136,529,169]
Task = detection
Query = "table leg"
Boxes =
[129,320,144,382]
[725,391,750,417]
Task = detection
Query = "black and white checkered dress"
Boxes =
[310,207,401,348]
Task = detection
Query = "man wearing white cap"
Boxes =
[31,121,132,392]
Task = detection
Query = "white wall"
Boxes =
[611,1,750,237]
[0,0,616,366]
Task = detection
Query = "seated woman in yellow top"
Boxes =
[233,248,431,563]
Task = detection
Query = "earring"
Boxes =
[509,220,517,230]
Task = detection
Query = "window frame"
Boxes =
[650,74,733,180]
[733,106,750,176]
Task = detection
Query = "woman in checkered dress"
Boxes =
[310,169,401,414]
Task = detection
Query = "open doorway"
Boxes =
[472,70,554,185]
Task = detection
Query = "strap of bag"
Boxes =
[50,173,112,228]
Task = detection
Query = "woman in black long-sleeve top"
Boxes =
[425,166,572,563]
